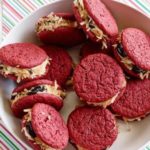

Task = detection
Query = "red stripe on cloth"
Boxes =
[3,0,23,19]
[25,0,37,9]
[2,27,8,33]
[0,124,26,149]
[0,140,9,150]
[2,25,9,33]
[24,0,36,10]
[3,7,18,21]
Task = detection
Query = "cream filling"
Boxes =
[74,0,108,49]
[87,80,126,108]
[123,117,142,122]
[120,56,150,79]
[76,141,111,149]
[114,41,150,79]
[0,58,50,83]
[22,110,60,150]
[35,137,60,150]
[76,145,87,150]
[87,92,119,108]
[113,109,150,122]
[11,81,66,105]
[36,12,78,33]
[122,111,150,122]
[77,144,111,150]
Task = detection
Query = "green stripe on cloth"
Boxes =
[34,0,45,7]
[14,0,30,14]
[0,131,19,150]
[37,0,44,5]
[135,0,150,13]
[3,14,15,27]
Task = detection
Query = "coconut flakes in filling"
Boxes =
[115,43,150,79]
[0,58,50,83]
[22,110,59,150]
[11,81,66,105]
[122,111,150,122]
[87,92,119,108]
[74,0,108,49]
[87,78,126,108]
[122,114,147,122]
[36,12,78,33]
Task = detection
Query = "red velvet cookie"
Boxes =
[113,28,150,79]
[67,106,118,150]
[0,43,49,83]
[41,45,73,87]
[36,12,86,47]
[73,53,126,107]
[111,79,150,121]
[80,41,102,59]
[73,0,118,49]
[11,79,65,118]
[80,41,112,59]
[22,103,69,150]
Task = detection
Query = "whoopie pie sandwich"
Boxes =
[22,103,69,150]
[11,79,65,118]
[113,28,150,79]
[73,0,118,49]
[36,12,86,47]
[0,43,50,83]
[67,106,118,150]
[73,53,126,107]
[111,79,150,121]
[41,45,73,87]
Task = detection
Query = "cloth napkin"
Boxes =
[0,0,150,150]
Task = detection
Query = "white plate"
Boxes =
[0,0,150,150]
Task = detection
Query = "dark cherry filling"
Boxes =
[116,43,145,74]
[26,121,36,138]
[11,85,46,100]
[0,65,3,70]
[11,95,16,100]
[28,86,45,95]
[28,70,33,75]
[116,43,127,57]
[89,23,95,29]
[132,65,144,74]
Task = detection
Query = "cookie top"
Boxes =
[32,103,69,149]
[67,106,118,150]
[41,45,73,86]
[0,43,48,68]
[73,53,126,103]
[53,13,76,21]
[13,79,60,93]
[84,0,118,37]
[80,41,101,58]
[111,79,150,119]
[122,28,150,70]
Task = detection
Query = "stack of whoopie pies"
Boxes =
[0,0,150,150]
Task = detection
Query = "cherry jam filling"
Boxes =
[116,43,145,74]
[11,85,46,100]
[28,86,45,95]
[26,121,36,138]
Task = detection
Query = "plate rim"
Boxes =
[0,0,150,149]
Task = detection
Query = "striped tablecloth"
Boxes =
[0,0,150,150]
